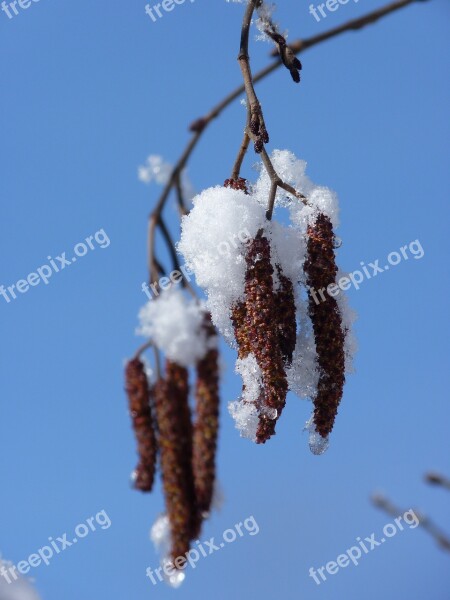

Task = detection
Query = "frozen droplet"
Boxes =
[261,406,278,420]
[150,518,186,588]
[308,430,329,456]
[129,470,138,489]
[304,414,329,455]
[162,560,186,589]
[150,514,171,557]
[161,557,186,588]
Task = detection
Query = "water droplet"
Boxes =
[333,236,342,249]
[150,514,171,556]
[308,430,329,455]
[166,568,186,589]
[262,406,278,420]
[129,470,138,489]
[304,415,330,455]
[160,558,186,588]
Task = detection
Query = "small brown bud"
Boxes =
[189,117,207,133]
[254,138,264,154]
[260,127,269,145]
[224,177,249,194]
[250,114,260,136]
[265,29,302,83]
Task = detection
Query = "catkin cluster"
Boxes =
[231,209,347,444]
[125,313,220,565]
[128,165,351,565]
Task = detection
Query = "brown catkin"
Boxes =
[244,231,288,443]
[231,269,273,442]
[304,213,346,438]
[232,296,273,442]
[192,314,220,518]
[232,301,251,360]
[153,361,197,563]
[231,300,267,418]
[125,358,157,493]
[275,265,297,366]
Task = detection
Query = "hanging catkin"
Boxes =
[304,213,346,438]
[125,357,157,492]
[275,264,297,366]
[153,361,197,563]
[242,231,288,443]
[192,314,220,518]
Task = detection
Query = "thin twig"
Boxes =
[154,257,166,277]
[237,0,308,219]
[142,0,429,355]
[158,218,196,296]
[149,214,197,296]
[147,130,202,283]
[148,214,159,284]
[372,493,450,553]
[231,128,251,181]
[158,218,183,279]
[277,0,429,57]
[238,0,268,139]
[133,340,161,380]
[425,472,450,491]
[174,174,188,216]
[148,0,427,254]
[134,340,154,360]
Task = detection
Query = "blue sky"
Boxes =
[1,1,449,599]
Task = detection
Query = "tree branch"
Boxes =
[372,493,450,553]
[425,472,450,491]
[278,0,430,57]
[146,0,430,285]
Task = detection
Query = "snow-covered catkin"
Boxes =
[192,314,220,518]
[232,301,251,359]
[244,231,288,443]
[153,362,197,563]
[304,213,346,438]
[275,265,297,366]
[125,358,157,493]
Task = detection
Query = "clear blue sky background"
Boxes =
[1,1,449,599]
